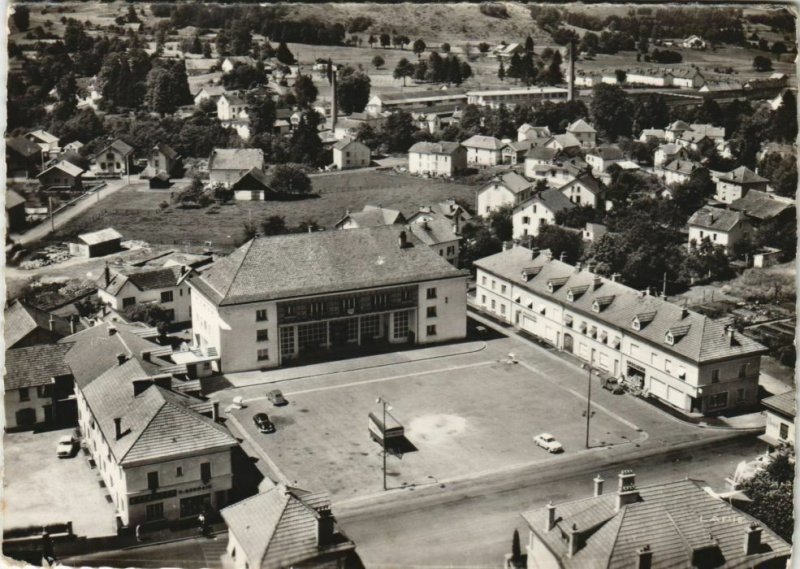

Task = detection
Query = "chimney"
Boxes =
[70,314,78,334]
[104,263,111,288]
[611,273,621,282]
[142,350,151,362]
[133,379,152,396]
[544,250,553,261]
[212,401,220,422]
[398,230,408,249]
[114,417,122,440]
[116,353,127,366]
[726,325,735,345]
[530,247,539,259]
[593,276,602,290]
[545,501,556,531]
[567,523,580,558]
[593,474,604,497]
[316,504,335,547]
[568,41,576,102]
[744,523,762,555]
[49,314,56,332]
[637,545,653,569]
[575,262,582,272]
[681,307,690,319]
[330,66,338,130]
[453,215,461,236]
[616,469,639,511]
[108,325,117,336]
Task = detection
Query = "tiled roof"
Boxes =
[222,485,347,569]
[761,390,795,418]
[220,92,248,106]
[408,141,462,155]
[27,129,59,144]
[504,140,533,152]
[522,478,791,569]
[99,265,184,296]
[374,88,467,103]
[526,146,560,161]
[6,190,26,209]
[337,205,404,229]
[516,188,575,214]
[689,124,725,139]
[729,190,794,221]
[96,139,134,158]
[231,167,272,190]
[518,124,551,137]
[332,137,368,151]
[688,206,746,232]
[567,119,596,133]
[558,173,602,196]
[5,344,73,390]
[482,171,532,195]
[77,227,122,245]
[474,248,766,364]
[667,120,692,132]
[185,59,217,71]
[640,129,665,139]
[209,148,264,171]
[38,160,84,178]
[548,133,581,149]
[6,136,42,158]
[408,217,459,246]
[190,226,468,306]
[4,300,75,348]
[678,131,710,144]
[718,166,768,185]
[194,85,227,97]
[154,142,179,160]
[657,143,684,156]
[462,134,504,150]
[663,159,702,175]
[588,146,624,161]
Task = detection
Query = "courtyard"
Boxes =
[226,343,643,500]
[3,428,117,538]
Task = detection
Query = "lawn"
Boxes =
[229,358,640,499]
[47,171,479,251]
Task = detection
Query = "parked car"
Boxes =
[253,413,276,433]
[267,389,288,407]
[57,435,77,458]
[601,377,625,394]
[533,433,564,453]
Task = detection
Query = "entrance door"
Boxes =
[180,494,211,518]
[330,320,348,346]
[563,334,574,353]
[15,408,36,428]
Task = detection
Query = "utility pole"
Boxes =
[662,272,667,298]
[48,196,54,232]
[585,351,594,449]
[376,396,390,490]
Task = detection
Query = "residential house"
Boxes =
[90,139,135,177]
[544,133,581,152]
[493,43,525,60]
[714,166,769,204]
[221,485,357,569]
[501,140,533,165]
[582,222,607,243]
[465,86,569,109]
[585,145,624,177]
[37,160,85,191]
[689,124,725,146]
[626,68,675,87]
[664,120,693,143]
[208,148,265,188]
[558,173,603,208]
[68,228,123,258]
[517,124,551,143]
[729,190,795,225]
[335,205,405,230]
[462,135,504,166]
[654,143,689,167]
[408,217,461,265]
[6,136,43,178]
[512,189,575,239]
[6,190,27,232]
[97,264,193,323]
[522,470,790,569]
[217,93,249,122]
[25,129,60,155]
[474,247,767,414]
[574,71,603,87]
[143,143,182,179]
[221,56,256,73]
[671,67,706,88]
[760,390,795,449]
[676,130,715,155]
[230,168,273,201]
[333,138,371,170]
[407,198,472,227]
[66,323,237,528]
[682,35,708,49]
[185,58,218,76]
[187,226,469,372]
[565,119,597,148]
[62,140,85,154]
[658,159,705,186]
[408,141,467,177]
[4,344,73,430]
[4,299,81,349]
[476,172,534,216]
[688,206,752,254]
[193,85,227,107]
[638,128,666,143]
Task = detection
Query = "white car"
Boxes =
[533,433,564,453]
[57,435,77,458]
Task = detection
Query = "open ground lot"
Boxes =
[46,171,478,250]
[228,353,641,500]
[3,428,117,538]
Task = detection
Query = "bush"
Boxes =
[650,49,683,64]
[479,3,509,19]
[478,42,491,53]
[348,16,373,33]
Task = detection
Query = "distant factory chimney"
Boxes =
[331,65,338,131]
[568,41,576,102]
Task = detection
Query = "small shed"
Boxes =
[6,190,27,232]
[69,228,123,258]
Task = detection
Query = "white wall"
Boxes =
[477,183,516,216]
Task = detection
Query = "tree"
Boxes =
[771,41,787,57]
[555,205,602,228]
[478,42,490,53]
[383,110,417,153]
[739,447,794,542]
[11,4,30,32]
[372,55,385,69]
[590,84,633,141]
[202,41,213,58]
[122,303,173,335]
[261,215,288,236]
[276,42,296,64]
[633,93,670,129]
[672,169,715,219]
[172,177,207,208]
[246,90,277,137]
[355,122,382,150]
[293,74,318,108]
[460,220,502,272]
[368,35,376,48]
[772,90,797,142]
[337,66,371,113]
[380,33,391,48]
[229,19,252,56]
[212,183,234,204]
[441,42,451,53]
[524,35,534,54]
[685,238,731,281]
[534,225,584,264]
[144,67,178,116]
[222,63,265,90]
[759,152,797,197]
[498,60,506,82]
[393,58,415,86]
[487,205,514,242]
[459,104,483,136]
[512,530,522,562]
[413,39,426,58]
[215,28,230,56]
[270,164,312,195]
[752,55,773,71]
[290,111,323,165]
[615,69,627,84]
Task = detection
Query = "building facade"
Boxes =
[462,135,504,167]
[332,138,371,170]
[760,390,795,449]
[97,265,193,323]
[408,141,467,177]
[476,172,533,216]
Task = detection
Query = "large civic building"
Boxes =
[474,246,767,416]
[188,226,469,373]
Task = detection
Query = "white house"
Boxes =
[332,138,371,170]
[585,146,624,177]
[97,264,194,323]
[687,206,752,254]
[90,139,134,177]
[558,173,604,208]
[217,93,249,122]
[565,119,597,148]
[408,217,461,265]
[760,390,795,449]
[512,188,576,239]
[517,124,551,143]
[682,35,708,49]
[335,205,405,230]
[208,148,265,188]
[543,133,582,152]
[193,85,227,107]
[654,143,689,167]
[476,172,533,216]
[462,135,504,166]
[664,120,693,143]
[408,141,467,177]
[220,56,256,73]
[714,166,769,204]
[657,159,705,187]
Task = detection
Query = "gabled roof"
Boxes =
[194,85,227,97]
[5,343,74,390]
[6,136,42,158]
[37,160,85,178]
[566,119,596,133]
[717,166,768,185]
[209,148,265,171]
[219,92,248,106]
[6,190,26,209]
[547,133,581,149]
[729,190,794,221]
[761,390,795,418]
[95,139,134,158]
[689,124,725,139]
[518,124,551,137]
[481,171,532,195]
[666,120,692,132]
[461,134,504,150]
[27,129,59,144]
[332,137,369,151]
[222,485,347,569]
[526,146,560,161]
[663,159,703,175]
[76,227,122,245]
[231,167,272,191]
[516,188,575,215]
[99,265,185,296]
[558,173,602,196]
[678,131,711,145]
[4,300,76,348]
[474,248,766,364]
[657,143,685,156]
[153,142,180,160]
[337,205,404,229]
[503,140,533,153]
[408,217,459,246]
[588,145,624,161]
[408,141,462,155]
[521,477,791,569]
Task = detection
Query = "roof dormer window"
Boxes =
[665,324,691,345]
[547,277,569,293]
[567,285,589,302]
[592,295,615,313]
[631,311,656,331]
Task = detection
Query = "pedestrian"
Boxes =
[135,524,142,542]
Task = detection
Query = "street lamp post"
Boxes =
[376,396,390,490]
[585,350,595,449]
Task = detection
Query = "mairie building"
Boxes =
[474,246,767,416]
[188,226,469,373]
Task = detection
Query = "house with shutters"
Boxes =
[474,246,767,415]
[512,188,576,239]
[332,138,371,170]
[187,226,469,372]
[25,129,60,155]
[585,145,624,177]
[90,139,135,177]
[476,172,534,216]
[408,141,467,177]
[687,206,752,254]
[565,119,597,148]
[97,264,194,323]
[558,173,604,209]
[142,143,182,180]
[521,470,790,569]
[657,159,705,187]
[714,166,769,204]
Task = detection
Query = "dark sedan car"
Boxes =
[253,413,276,433]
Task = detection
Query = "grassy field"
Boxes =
[47,171,478,251]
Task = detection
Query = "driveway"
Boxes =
[3,428,117,538]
